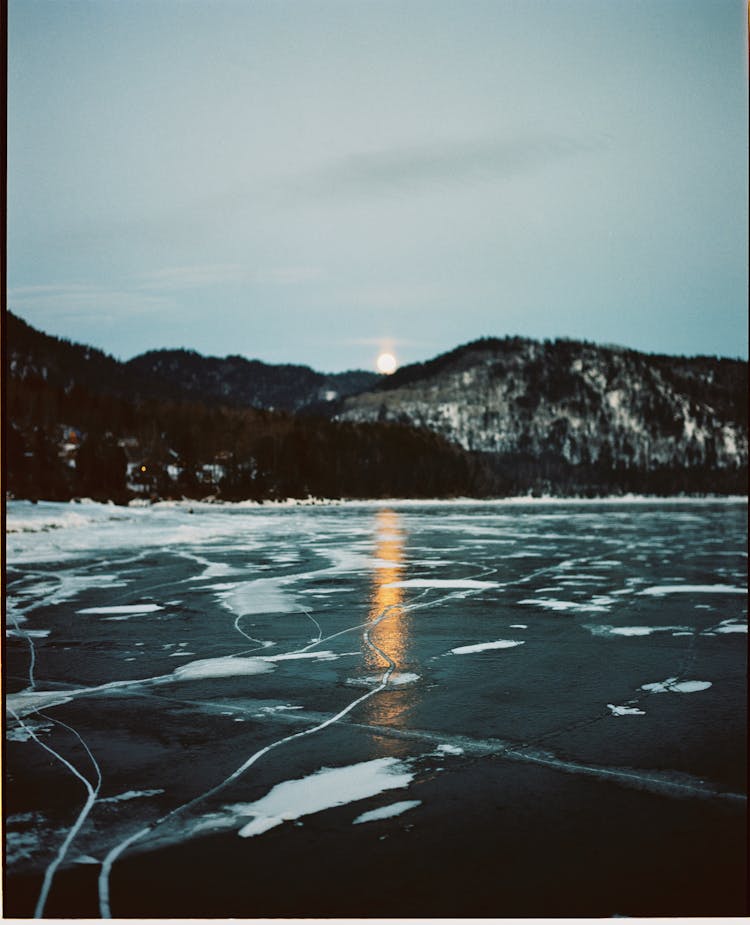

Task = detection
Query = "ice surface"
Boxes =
[352,800,422,824]
[260,650,341,663]
[714,621,747,634]
[607,704,646,716]
[388,672,421,685]
[450,640,525,654]
[585,624,689,637]
[6,691,75,717]
[77,604,164,615]
[347,672,420,688]
[6,628,51,638]
[434,744,465,755]
[99,789,164,804]
[170,656,275,681]
[6,718,54,742]
[638,584,747,596]
[519,598,610,613]
[233,757,414,838]
[641,678,712,694]
[383,578,500,589]
[218,579,298,616]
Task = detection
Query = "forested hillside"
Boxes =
[340,336,747,493]
[5,314,747,501]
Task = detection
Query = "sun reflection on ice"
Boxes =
[362,509,418,735]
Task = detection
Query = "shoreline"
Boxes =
[5,492,748,517]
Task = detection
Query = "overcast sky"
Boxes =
[8,0,748,372]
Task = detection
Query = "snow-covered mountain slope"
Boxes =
[338,338,747,470]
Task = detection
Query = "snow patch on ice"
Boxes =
[434,744,465,755]
[6,628,51,639]
[218,579,298,617]
[347,672,420,688]
[585,624,689,637]
[607,704,646,716]
[353,800,422,825]
[77,604,163,615]
[638,584,747,596]
[714,621,747,634]
[99,789,164,804]
[256,704,304,715]
[232,757,414,838]
[170,656,275,681]
[259,650,342,663]
[641,677,712,694]
[519,598,610,613]
[6,691,75,717]
[6,717,55,742]
[383,578,500,589]
[451,639,525,654]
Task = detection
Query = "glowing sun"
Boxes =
[376,352,397,374]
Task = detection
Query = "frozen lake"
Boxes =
[4,498,748,917]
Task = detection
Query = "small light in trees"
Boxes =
[141,465,147,472]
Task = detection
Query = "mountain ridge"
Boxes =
[339,336,747,472]
[5,310,747,500]
[6,311,380,413]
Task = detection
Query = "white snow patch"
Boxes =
[347,672,420,688]
[353,800,422,825]
[519,598,609,613]
[641,677,712,694]
[585,624,689,637]
[607,704,646,716]
[77,604,163,615]
[389,672,420,686]
[714,621,747,634]
[233,757,414,837]
[383,579,500,589]
[308,587,353,595]
[259,650,341,663]
[638,584,747,597]
[6,691,74,717]
[6,628,51,639]
[6,717,55,742]
[450,639,525,654]
[218,579,298,617]
[434,744,465,756]
[99,789,164,804]
[256,704,304,715]
[170,656,275,681]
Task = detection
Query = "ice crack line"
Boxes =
[7,613,104,918]
[8,707,102,918]
[97,592,424,918]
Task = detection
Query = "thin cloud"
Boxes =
[296,132,610,200]
[254,266,325,286]
[137,264,245,290]
[8,283,176,321]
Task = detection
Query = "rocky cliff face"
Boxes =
[338,338,748,471]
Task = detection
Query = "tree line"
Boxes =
[6,371,746,503]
